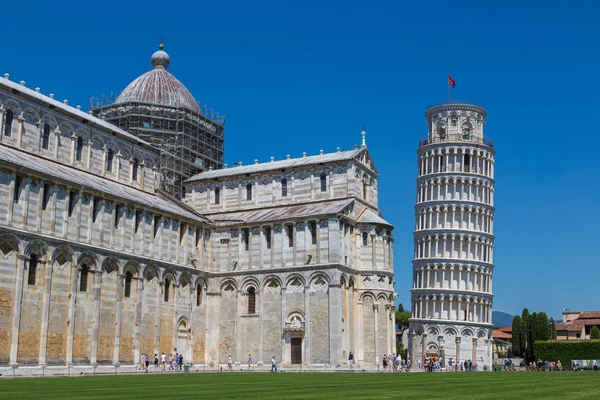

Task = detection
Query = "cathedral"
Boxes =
[0,45,395,374]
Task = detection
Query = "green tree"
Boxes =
[521,309,531,362]
[549,318,557,340]
[511,316,522,357]
[591,326,600,340]
[396,304,411,338]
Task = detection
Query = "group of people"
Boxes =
[416,355,476,372]
[223,354,278,373]
[139,352,184,372]
[381,353,409,372]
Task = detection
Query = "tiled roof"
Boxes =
[555,323,569,331]
[186,148,365,181]
[0,76,156,150]
[578,312,600,319]
[498,327,512,333]
[206,198,354,225]
[0,144,208,223]
[492,329,512,340]
[356,208,393,227]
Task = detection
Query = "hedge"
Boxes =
[534,340,600,363]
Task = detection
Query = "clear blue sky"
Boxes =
[2,1,599,318]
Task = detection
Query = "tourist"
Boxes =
[382,354,388,372]
[228,355,233,371]
[179,353,184,371]
[271,356,277,373]
[417,358,422,369]
[248,354,253,370]
[153,353,159,371]
[168,353,174,371]
[348,351,354,370]
[161,352,167,371]
[175,353,179,371]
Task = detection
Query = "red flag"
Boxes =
[448,75,456,88]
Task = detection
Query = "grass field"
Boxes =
[1,372,598,399]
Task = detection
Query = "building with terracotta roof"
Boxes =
[556,311,600,340]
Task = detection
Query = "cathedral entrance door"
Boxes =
[176,320,189,362]
[291,338,302,364]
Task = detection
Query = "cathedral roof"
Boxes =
[0,144,209,224]
[186,148,366,182]
[357,208,393,227]
[114,44,201,114]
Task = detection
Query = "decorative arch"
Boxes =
[122,260,140,276]
[241,276,260,293]
[285,274,306,291]
[51,246,74,266]
[220,278,238,297]
[142,265,159,282]
[24,240,49,261]
[360,291,376,302]
[179,273,192,288]
[101,257,119,275]
[0,233,21,256]
[162,268,177,282]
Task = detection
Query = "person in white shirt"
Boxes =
[228,355,233,371]
[248,354,253,370]
[161,353,167,370]
[169,353,174,370]
[271,356,277,373]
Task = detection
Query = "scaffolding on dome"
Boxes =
[91,98,225,199]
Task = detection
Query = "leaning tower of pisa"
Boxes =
[408,103,495,370]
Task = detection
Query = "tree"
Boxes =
[511,316,522,357]
[591,326,600,340]
[396,304,411,339]
[549,318,557,340]
[521,309,531,362]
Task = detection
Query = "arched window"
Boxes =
[76,136,83,161]
[196,283,202,306]
[4,109,13,137]
[124,271,133,298]
[42,124,50,150]
[363,180,367,200]
[362,232,368,246]
[281,178,288,197]
[28,254,38,286]
[246,183,252,201]
[164,278,170,302]
[464,154,471,173]
[79,264,89,292]
[214,187,220,205]
[451,115,457,126]
[106,149,114,172]
[320,173,327,192]
[247,287,256,314]
[132,158,139,181]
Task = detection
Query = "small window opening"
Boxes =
[309,221,317,245]
[154,216,160,238]
[79,264,89,292]
[464,154,471,173]
[362,232,368,246]
[451,115,457,126]
[13,175,21,203]
[114,205,121,228]
[42,184,51,211]
[247,287,256,314]
[164,278,170,302]
[179,222,186,245]
[93,198,101,223]
[281,178,288,197]
[287,224,294,247]
[242,228,250,251]
[265,227,272,249]
[246,183,252,201]
[214,187,220,205]
[195,227,202,248]
[132,158,139,181]
[4,110,13,137]
[106,149,114,172]
[76,136,83,161]
[196,284,202,306]
[28,254,38,286]
[68,191,76,217]
[42,124,50,149]
[124,271,133,298]
[135,210,142,233]
[320,173,327,192]
[363,180,367,200]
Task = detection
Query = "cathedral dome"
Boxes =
[115,44,201,114]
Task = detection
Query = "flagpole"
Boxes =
[447,73,451,104]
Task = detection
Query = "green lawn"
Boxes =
[1,371,598,399]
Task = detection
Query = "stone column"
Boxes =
[235,288,242,365]
[374,302,380,365]
[421,333,427,362]
[303,285,310,365]
[86,140,92,170]
[38,260,52,365]
[114,152,122,180]
[455,337,461,363]
[134,275,143,366]
[328,283,343,367]
[36,182,44,232]
[356,297,364,364]
[438,335,445,367]
[9,255,27,366]
[154,281,163,356]
[172,283,180,355]
[113,273,125,365]
[257,288,264,365]
[91,267,103,366]
[281,285,287,364]
[0,106,4,139]
[16,113,24,148]
[472,337,478,366]
[410,332,418,368]
[66,264,80,366]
